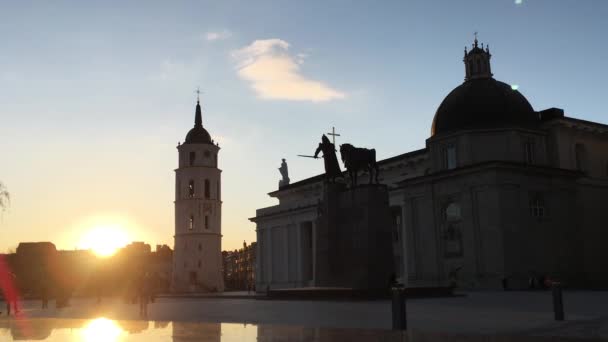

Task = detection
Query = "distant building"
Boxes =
[121,241,152,255]
[171,98,224,292]
[223,241,256,291]
[3,241,173,297]
[251,38,608,290]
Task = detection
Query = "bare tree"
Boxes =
[0,182,10,216]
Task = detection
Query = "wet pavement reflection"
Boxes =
[0,317,603,341]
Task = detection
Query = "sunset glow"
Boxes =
[78,225,130,257]
[81,318,123,342]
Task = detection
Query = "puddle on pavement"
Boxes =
[0,317,599,341]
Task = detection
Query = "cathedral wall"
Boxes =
[394,166,587,289]
[546,123,608,178]
[497,170,580,288]
[253,207,318,291]
[427,129,548,172]
[577,182,608,287]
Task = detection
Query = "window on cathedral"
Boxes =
[443,145,457,170]
[188,180,195,198]
[443,202,463,258]
[204,179,210,199]
[445,202,462,221]
[198,260,202,268]
[524,141,535,164]
[198,243,202,251]
[189,151,196,166]
[189,216,194,230]
[390,206,402,242]
[205,215,209,229]
[204,150,211,158]
[217,181,220,199]
[529,195,545,218]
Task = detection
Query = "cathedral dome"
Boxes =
[183,100,213,144]
[431,38,539,136]
[431,78,538,136]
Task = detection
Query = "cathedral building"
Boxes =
[251,39,608,290]
[171,98,224,292]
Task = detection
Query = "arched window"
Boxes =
[189,151,196,166]
[204,179,210,199]
[189,215,194,230]
[188,180,195,198]
[205,215,209,229]
[217,181,220,199]
[198,260,202,268]
[198,243,202,251]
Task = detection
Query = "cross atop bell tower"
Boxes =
[463,34,493,81]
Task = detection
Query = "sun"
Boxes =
[81,318,124,342]
[79,225,130,257]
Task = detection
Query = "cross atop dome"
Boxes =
[463,35,492,81]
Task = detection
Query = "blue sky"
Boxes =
[1,0,607,252]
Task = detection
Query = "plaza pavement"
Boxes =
[1,291,608,339]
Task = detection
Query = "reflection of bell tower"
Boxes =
[171,95,224,292]
[464,35,492,81]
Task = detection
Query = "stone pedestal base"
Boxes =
[315,184,394,290]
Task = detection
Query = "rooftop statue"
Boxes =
[278,158,290,188]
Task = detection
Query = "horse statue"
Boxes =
[339,143,379,187]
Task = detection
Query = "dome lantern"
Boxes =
[464,35,492,81]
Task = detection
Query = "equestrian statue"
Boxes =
[339,143,379,187]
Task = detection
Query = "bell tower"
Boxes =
[464,35,493,81]
[171,95,224,292]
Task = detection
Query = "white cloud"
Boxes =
[205,30,232,41]
[232,39,346,102]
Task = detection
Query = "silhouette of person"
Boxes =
[314,135,342,182]
[2,272,19,315]
[41,282,49,309]
[138,272,152,317]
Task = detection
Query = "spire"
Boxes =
[463,35,493,81]
[195,87,202,127]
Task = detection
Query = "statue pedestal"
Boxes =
[315,183,394,290]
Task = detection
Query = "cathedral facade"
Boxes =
[171,99,224,292]
[251,39,608,290]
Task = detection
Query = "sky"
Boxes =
[1,0,607,253]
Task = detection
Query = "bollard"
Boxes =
[552,282,565,321]
[391,287,407,330]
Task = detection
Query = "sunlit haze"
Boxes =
[1,1,607,252]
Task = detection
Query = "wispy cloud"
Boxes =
[232,39,346,102]
[205,30,232,41]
